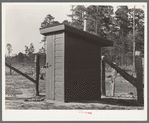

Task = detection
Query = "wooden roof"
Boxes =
[40,24,113,47]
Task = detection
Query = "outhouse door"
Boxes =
[46,35,55,99]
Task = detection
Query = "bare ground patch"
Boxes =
[5,74,144,110]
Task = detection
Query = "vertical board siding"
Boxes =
[97,46,101,99]
[54,32,64,101]
[51,35,55,99]
[46,35,51,99]
[65,32,101,102]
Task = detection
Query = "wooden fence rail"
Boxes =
[135,56,144,104]
[5,63,36,83]
[101,60,106,96]
[102,56,144,88]
[101,56,144,104]
[5,54,40,96]
[35,54,40,96]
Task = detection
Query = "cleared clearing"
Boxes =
[5,72,144,110]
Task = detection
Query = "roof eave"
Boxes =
[40,24,113,47]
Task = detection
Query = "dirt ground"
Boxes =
[5,73,144,110]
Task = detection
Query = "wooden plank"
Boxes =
[101,60,106,96]
[40,25,65,35]
[111,70,116,97]
[55,82,63,88]
[98,46,101,99]
[55,63,64,69]
[55,45,63,51]
[55,51,63,56]
[46,35,55,99]
[55,39,63,45]
[55,76,63,82]
[55,94,63,101]
[55,69,63,76]
[135,56,144,104]
[46,35,51,99]
[54,68,63,71]
[5,63,36,83]
[55,88,64,95]
[55,33,64,39]
[55,56,63,63]
[35,54,40,96]
[51,35,55,99]
[10,64,12,75]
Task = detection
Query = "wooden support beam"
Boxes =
[35,54,40,96]
[101,60,106,96]
[111,68,117,96]
[135,56,144,104]
[10,64,12,75]
[5,62,36,84]
[111,79,115,96]
[102,56,144,88]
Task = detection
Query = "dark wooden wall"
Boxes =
[65,32,101,102]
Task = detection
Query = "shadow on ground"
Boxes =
[76,98,144,107]
[5,94,144,110]
[6,94,143,107]
[5,94,45,101]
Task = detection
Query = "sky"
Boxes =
[2,3,146,56]
[3,3,72,55]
